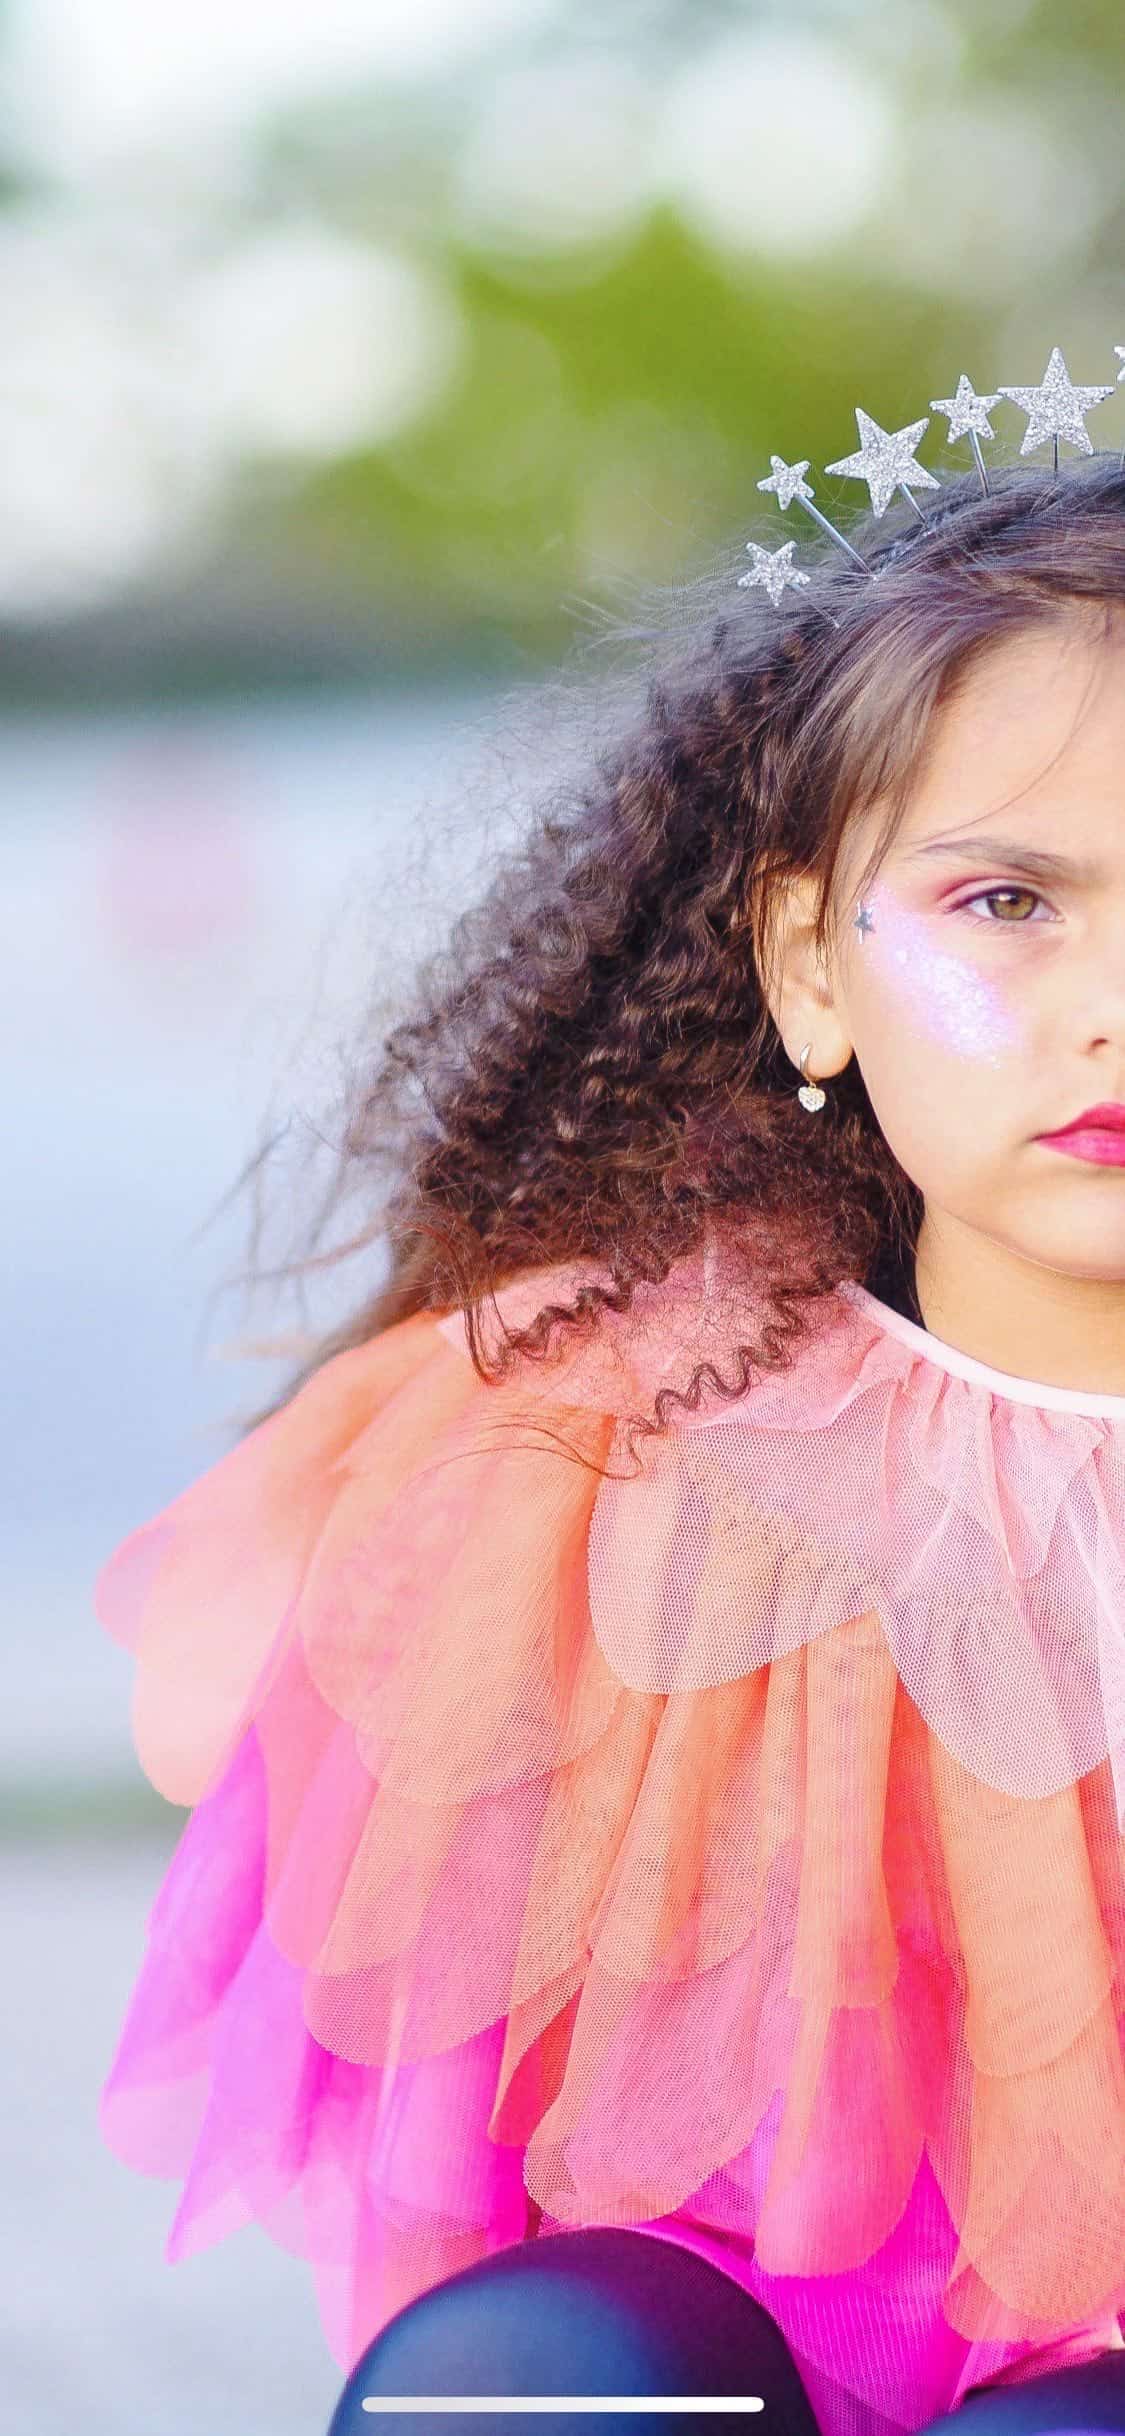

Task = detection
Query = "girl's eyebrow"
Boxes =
[903,834,1101,884]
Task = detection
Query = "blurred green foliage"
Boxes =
[269,227,979,661]
[8,0,1125,680]
[228,0,1125,667]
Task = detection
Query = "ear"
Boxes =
[759,868,854,1084]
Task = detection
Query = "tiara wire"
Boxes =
[737,344,1124,615]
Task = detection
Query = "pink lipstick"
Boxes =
[1037,1103,1125,1166]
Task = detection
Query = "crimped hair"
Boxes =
[201,449,1125,1456]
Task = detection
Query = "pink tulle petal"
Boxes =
[95,1241,1125,2422]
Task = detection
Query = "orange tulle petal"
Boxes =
[95,1241,1125,2429]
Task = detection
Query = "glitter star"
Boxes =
[757,454,814,510]
[997,346,1113,457]
[928,375,1001,443]
[825,409,941,519]
[737,539,810,608]
[852,901,876,940]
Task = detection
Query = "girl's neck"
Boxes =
[865,1236,924,1330]
[881,1212,1125,1400]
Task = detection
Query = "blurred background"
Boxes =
[11,0,1125,2427]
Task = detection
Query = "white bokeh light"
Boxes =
[3,0,558,171]
[453,56,657,253]
[0,206,464,613]
[869,95,1103,299]
[180,226,465,457]
[659,29,898,257]
[0,214,224,615]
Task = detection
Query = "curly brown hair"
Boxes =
[200,449,1125,1458]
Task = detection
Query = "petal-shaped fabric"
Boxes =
[94,1241,1125,2436]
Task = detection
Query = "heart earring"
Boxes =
[796,1041,826,1112]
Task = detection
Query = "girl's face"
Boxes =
[834,611,1125,1294]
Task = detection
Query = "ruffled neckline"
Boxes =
[434,1247,1125,1433]
[841,1280,1125,1423]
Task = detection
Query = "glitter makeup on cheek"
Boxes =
[857,889,1022,1066]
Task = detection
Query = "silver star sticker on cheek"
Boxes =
[997,345,1114,456]
[737,539,811,608]
[852,900,876,940]
[825,408,942,519]
[929,375,1001,443]
[757,455,814,510]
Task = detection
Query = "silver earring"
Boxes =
[796,1040,826,1112]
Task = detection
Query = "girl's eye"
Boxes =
[953,885,1053,928]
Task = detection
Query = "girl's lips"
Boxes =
[1038,1128,1125,1166]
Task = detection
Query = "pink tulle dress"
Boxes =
[93,1238,1125,2436]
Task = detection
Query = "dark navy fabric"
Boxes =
[920,2349,1125,2434]
[323,2226,1125,2436]
[325,2225,821,2435]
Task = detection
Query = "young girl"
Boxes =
[95,373,1125,2436]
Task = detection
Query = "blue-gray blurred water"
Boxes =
[8,681,546,2435]
[11,682,534,1798]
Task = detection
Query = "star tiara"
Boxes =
[738,342,1125,614]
